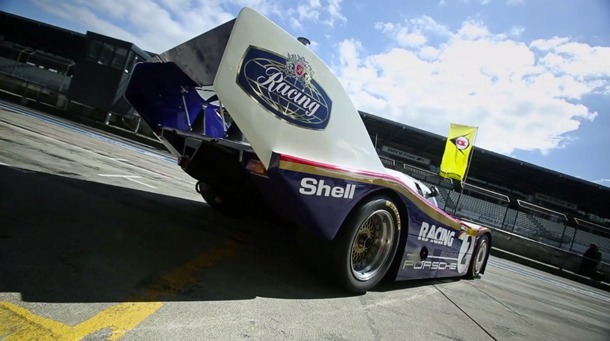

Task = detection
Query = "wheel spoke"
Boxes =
[350,210,395,281]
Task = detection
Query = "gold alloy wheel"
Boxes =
[350,210,395,281]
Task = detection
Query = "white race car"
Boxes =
[125,8,491,292]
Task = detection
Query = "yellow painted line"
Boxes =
[0,301,162,341]
[0,231,248,340]
[71,302,164,341]
[0,301,72,340]
[141,233,243,301]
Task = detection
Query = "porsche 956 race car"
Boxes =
[125,7,491,292]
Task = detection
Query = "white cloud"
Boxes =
[324,0,347,27]
[593,178,610,188]
[457,20,491,39]
[507,0,525,5]
[401,31,428,47]
[335,17,606,155]
[296,0,321,21]
[31,0,290,52]
[33,0,242,52]
[375,16,450,48]
[285,0,346,29]
[530,37,570,50]
[509,26,525,37]
[418,46,440,60]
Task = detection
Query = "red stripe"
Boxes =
[279,154,396,180]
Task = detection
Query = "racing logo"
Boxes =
[418,222,455,247]
[299,178,355,199]
[402,260,458,271]
[238,46,332,130]
[451,136,470,152]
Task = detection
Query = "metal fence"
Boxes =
[400,163,610,261]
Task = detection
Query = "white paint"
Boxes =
[125,177,157,189]
[457,234,475,274]
[426,255,459,261]
[214,8,385,173]
[418,221,455,247]
[98,174,141,178]
[298,177,355,199]
[0,120,167,188]
[98,174,156,188]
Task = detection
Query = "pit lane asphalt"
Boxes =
[1,104,609,341]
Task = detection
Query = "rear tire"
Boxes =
[330,197,401,293]
[467,235,489,278]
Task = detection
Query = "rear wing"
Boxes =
[126,8,384,173]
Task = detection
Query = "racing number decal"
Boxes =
[460,238,471,265]
[457,235,475,273]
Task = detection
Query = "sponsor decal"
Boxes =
[451,136,470,153]
[238,46,332,130]
[534,192,578,210]
[402,260,458,271]
[457,232,475,273]
[379,155,396,167]
[418,222,455,247]
[385,200,401,231]
[299,177,355,199]
[381,145,431,165]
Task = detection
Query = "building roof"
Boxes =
[0,11,85,61]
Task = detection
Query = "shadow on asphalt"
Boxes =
[0,165,355,303]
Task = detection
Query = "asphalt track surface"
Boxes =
[0,102,609,340]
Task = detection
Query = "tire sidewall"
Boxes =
[332,197,401,292]
[468,235,489,278]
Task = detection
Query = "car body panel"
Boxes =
[125,7,491,283]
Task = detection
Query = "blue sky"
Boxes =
[2,0,609,186]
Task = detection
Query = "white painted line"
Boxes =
[126,177,157,189]
[0,161,10,166]
[115,162,173,180]
[0,121,172,180]
[98,174,141,178]
[97,174,156,189]
[92,152,172,180]
[82,146,172,180]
